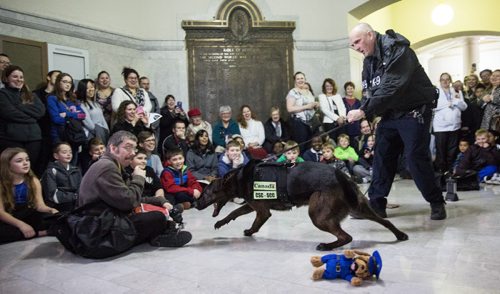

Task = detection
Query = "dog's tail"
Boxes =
[334,169,360,208]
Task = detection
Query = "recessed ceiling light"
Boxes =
[432,4,454,26]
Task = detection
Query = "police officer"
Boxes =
[346,23,446,220]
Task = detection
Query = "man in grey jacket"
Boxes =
[79,130,191,248]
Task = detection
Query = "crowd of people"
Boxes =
[0,26,499,256]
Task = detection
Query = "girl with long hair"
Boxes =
[0,148,58,244]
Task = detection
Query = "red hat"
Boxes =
[188,108,202,117]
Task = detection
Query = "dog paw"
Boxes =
[397,231,409,241]
[243,229,254,236]
[315,243,331,251]
[214,220,225,229]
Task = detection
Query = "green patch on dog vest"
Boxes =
[253,181,277,199]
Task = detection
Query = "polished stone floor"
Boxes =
[1,179,500,294]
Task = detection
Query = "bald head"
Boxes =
[349,23,376,57]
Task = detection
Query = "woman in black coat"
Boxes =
[0,65,45,174]
[111,100,151,137]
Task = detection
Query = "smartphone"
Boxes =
[136,105,144,114]
[176,101,183,109]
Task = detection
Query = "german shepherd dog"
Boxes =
[195,161,408,250]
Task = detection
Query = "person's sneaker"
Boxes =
[352,175,364,184]
[430,202,447,220]
[150,230,192,247]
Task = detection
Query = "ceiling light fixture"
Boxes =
[432,4,454,26]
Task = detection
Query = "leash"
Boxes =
[262,123,345,162]
[261,122,373,196]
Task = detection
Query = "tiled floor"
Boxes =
[2,180,500,293]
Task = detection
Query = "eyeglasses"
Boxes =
[144,138,156,143]
[122,145,138,153]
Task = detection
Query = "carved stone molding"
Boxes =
[0,8,184,51]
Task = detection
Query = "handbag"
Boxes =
[52,201,137,259]
[61,118,87,146]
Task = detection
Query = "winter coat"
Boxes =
[78,153,144,212]
[41,161,82,206]
[360,30,438,118]
[0,86,45,142]
[185,148,218,180]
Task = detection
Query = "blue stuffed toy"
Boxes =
[311,250,382,286]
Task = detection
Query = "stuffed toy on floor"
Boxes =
[310,249,382,286]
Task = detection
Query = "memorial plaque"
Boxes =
[183,1,295,123]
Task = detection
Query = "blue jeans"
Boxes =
[478,165,498,181]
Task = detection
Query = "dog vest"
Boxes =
[252,162,290,202]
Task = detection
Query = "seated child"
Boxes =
[218,139,250,177]
[303,136,323,162]
[41,142,82,212]
[455,129,500,182]
[126,148,172,210]
[321,142,349,175]
[277,140,305,164]
[138,131,163,178]
[266,141,285,161]
[452,139,469,174]
[352,134,375,183]
[334,134,359,173]
[81,138,106,175]
[161,148,202,210]
[230,134,251,159]
[0,148,58,244]
[126,149,184,222]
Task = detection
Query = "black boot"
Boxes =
[369,197,387,218]
[430,202,447,220]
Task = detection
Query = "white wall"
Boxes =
[0,0,367,109]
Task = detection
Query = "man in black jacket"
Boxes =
[347,23,446,220]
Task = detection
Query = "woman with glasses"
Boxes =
[111,67,152,116]
[47,73,86,165]
[137,130,163,177]
[432,72,467,173]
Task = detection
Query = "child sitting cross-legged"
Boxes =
[41,142,82,213]
[303,136,323,162]
[334,133,359,174]
[320,142,350,175]
[218,139,250,177]
[277,140,305,164]
[161,148,203,210]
